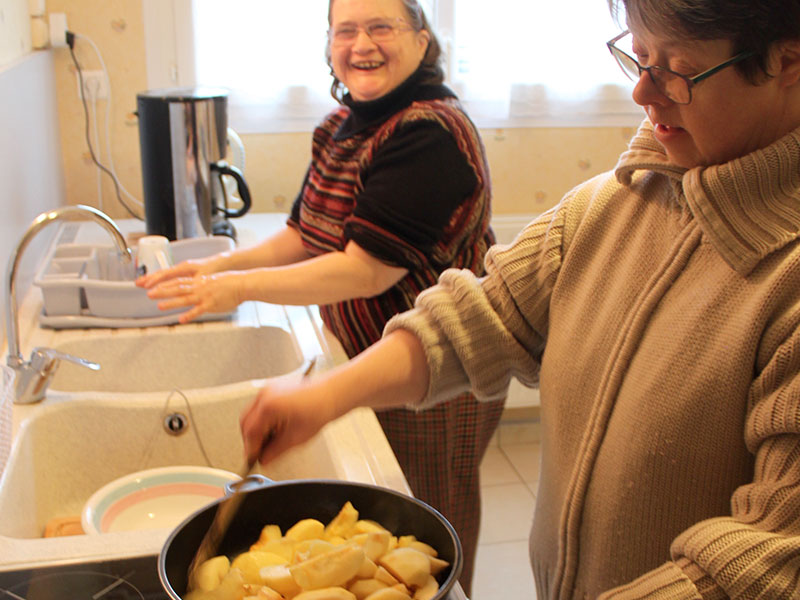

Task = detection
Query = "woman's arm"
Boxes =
[137,225,310,288]
[240,328,429,465]
[217,225,313,270]
[239,195,577,465]
[145,240,408,323]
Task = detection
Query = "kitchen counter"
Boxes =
[0,213,414,569]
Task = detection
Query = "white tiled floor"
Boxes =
[472,419,540,599]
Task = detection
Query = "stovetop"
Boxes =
[0,555,166,600]
[0,554,465,599]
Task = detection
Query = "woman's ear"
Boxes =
[417,29,431,55]
[775,39,800,88]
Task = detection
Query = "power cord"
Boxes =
[74,32,145,213]
[66,30,144,220]
[87,76,104,211]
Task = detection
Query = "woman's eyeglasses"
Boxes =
[606,30,754,105]
[329,18,414,47]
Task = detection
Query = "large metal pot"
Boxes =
[159,478,463,599]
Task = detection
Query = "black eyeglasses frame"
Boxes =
[606,30,755,104]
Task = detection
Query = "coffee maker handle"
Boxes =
[211,163,252,218]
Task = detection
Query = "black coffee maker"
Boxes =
[136,87,251,240]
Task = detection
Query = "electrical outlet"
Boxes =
[49,13,68,48]
[77,70,108,100]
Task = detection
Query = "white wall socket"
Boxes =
[77,70,108,100]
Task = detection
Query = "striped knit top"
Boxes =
[388,119,800,598]
[289,70,494,357]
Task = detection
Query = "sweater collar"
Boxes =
[334,67,455,140]
[615,119,800,274]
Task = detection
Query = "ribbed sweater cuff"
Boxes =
[598,561,703,600]
[384,308,472,409]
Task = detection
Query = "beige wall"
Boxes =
[47,0,147,220]
[49,0,636,221]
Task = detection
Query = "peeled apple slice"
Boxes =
[378,548,431,589]
[397,537,437,557]
[374,566,399,587]
[190,555,231,592]
[286,518,326,542]
[232,551,287,584]
[325,501,360,538]
[293,587,357,600]
[185,567,246,600]
[427,557,449,577]
[352,531,392,562]
[362,587,411,600]
[349,578,389,600]
[260,564,302,598]
[290,545,366,589]
[412,576,439,600]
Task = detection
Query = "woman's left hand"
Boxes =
[146,271,246,323]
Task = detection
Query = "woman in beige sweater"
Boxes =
[241,0,800,598]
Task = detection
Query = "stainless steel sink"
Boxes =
[49,326,303,394]
[0,391,339,539]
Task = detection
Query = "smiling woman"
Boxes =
[137,1,501,594]
[327,0,432,101]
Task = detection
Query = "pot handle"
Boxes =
[224,473,271,496]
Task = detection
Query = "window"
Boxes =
[144,0,641,133]
[193,0,335,132]
[442,0,639,127]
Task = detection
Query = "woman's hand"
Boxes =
[239,330,430,466]
[145,271,247,324]
[240,376,338,466]
[135,257,219,289]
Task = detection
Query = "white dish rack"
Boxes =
[34,236,234,328]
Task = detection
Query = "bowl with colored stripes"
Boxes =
[82,466,239,534]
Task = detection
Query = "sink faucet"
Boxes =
[4,205,134,404]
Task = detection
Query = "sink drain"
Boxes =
[163,412,189,435]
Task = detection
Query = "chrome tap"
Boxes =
[4,205,134,404]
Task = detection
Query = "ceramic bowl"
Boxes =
[82,466,239,535]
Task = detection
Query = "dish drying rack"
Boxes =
[34,234,235,329]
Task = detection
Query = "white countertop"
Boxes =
[0,213,411,570]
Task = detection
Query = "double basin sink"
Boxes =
[0,300,405,569]
[0,214,407,572]
[0,322,340,542]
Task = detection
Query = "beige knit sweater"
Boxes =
[387,120,800,599]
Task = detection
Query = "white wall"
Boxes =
[0,0,31,69]
[0,50,66,349]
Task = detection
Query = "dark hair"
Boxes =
[608,0,800,84]
[326,0,445,102]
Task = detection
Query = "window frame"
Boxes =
[142,0,194,89]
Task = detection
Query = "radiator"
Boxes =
[491,214,534,245]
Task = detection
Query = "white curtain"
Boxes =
[192,0,335,132]
[446,0,639,126]
[191,0,641,133]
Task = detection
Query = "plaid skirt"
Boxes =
[377,392,505,596]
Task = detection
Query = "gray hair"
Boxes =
[608,0,800,83]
